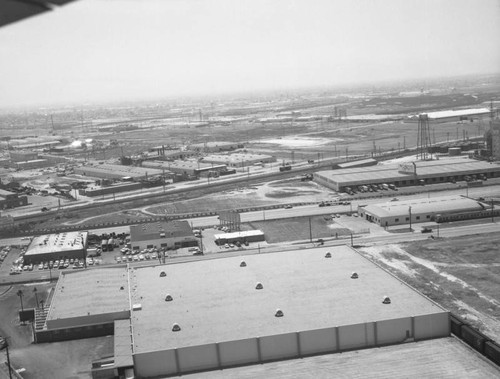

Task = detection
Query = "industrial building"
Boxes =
[314,158,500,192]
[147,147,196,161]
[141,160,226,178]
[79,182,143,197]
[190,141,241,153]
[36,245,450,378]
[0,188,28,209]
[74,164,164,180]
[9,150,39,162]
[214,230,265,244]
[406,108,490,123]
[34,267,130,343]
[335,158,378,169]
[129,220,198,251]
[23,231,88,264]
[13,159,51,170]
[358,195,486,227]
[201,153,276,167]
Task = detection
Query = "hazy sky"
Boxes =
[0,0,499,107]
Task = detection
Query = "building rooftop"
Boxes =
[77,164,164,178]
[316,159,500,184]
[129,245,445,354]
[362,195,484,218]
[415,108,490,120]
[185,337,500,379]
[24,232,88,257]
[202,153,275,164]
[130,220,194,242]
[114,319,134,368]
[337,158,377,168]
[0,189,15,197]
[214,230,264,240]
[146,160,226,171]
[47,267,130,321]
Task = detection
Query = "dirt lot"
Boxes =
[359,232,500,342]
[245,216,351,243]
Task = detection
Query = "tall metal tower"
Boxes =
[417,113,432,160]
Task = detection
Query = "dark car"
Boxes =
[421,227,433,233]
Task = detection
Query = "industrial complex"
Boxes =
[32,245,450,378]
[314,158,500,192]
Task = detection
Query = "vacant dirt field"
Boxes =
[246,216,351,243]
[359,232,500,342]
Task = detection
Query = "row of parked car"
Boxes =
[115,251,159,264]
[10,257,99,275]
[319,200,351,207]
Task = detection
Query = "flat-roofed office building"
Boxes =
[358,195,485,227]
[23,231,88,264]
[129,221,198,251]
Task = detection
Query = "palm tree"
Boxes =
[16,289,24,311]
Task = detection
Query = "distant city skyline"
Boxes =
[0,0,499,108]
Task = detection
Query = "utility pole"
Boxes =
[309,217,312,243]
[492,199,495,222]
[1,337,12,379]
[33,287,39,308]
[408,206,412,231]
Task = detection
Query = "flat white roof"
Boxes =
[213,230,264,240]
[25,232,88,256]
[315,159,500,185]
[362,195,484,218]
[409,108,490,120]
[47,267,130,321]
[129,246,445,353]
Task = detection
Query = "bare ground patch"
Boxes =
[245,216,351,243]
[359,234,500,341]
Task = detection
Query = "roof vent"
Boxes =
[325,252,332,258]
[240,261,247,267]
[160,271,166,277]
[172,323,181,332]
[382,296,391,304]
[351,272,359,279]
[165,294,173,302]
[120,286,124,290]
[255,282,263,290]
[275,309,284,317]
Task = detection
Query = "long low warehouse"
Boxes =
[314,159,500,192]
[214,230,265,244]
[358,195,486,227]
